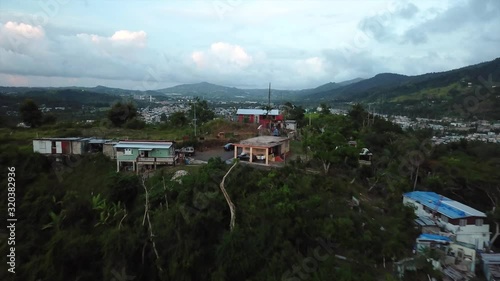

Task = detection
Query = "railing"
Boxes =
[137,157,155,162]
[137,156,178,164]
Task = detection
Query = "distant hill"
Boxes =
[305,57,500,119]
[156,79,365,101]
[0,89,121,108]
[157,82,251,99]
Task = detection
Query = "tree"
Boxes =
[160,113,168,122]
[283,102,306,127]
[188,98,215,124]
[19,99,43,127]
[42,113,58,125]
[107,102,138,127]
[168,111,188,128]
[319,103,331,115]
[306,129,351,174]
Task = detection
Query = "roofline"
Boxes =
[404,192,487,218]
[117,140,176,143]
[234,144,282,149]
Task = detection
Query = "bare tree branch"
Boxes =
[141,173,163,271]
[220,161,238,232]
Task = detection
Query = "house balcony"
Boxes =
[137,157,155,162]
[136,156,178,165]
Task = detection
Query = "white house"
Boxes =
[403,191,490,250]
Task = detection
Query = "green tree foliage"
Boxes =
[168,111,189,128]
[283,101,306,127]
[42,113,58,125]
[319,102,331,115]
[124,118,146,129]
[19,99,43,127]
[107,102,138,127]
[4,102,500,280]
[188,97,215,124]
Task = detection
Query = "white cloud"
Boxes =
[191,42,253,72]
[0,1,499,90]
[3,21,44,38]
[295,57,326,77]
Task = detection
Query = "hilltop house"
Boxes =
[114,141,177,173]
[236,109,283,127]
[403,191,490,250]
[233,136,290,166]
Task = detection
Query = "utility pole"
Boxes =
[193,102,197,137]
[268,82,271,109]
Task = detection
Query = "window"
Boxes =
[476,219,484,226]
[459,219,467,226]
[441,215,449,223]
[124,149,132,155]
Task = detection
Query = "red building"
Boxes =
[236,109,283,127]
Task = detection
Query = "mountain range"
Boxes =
[1,57,499,118]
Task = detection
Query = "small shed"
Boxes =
[103,141,118,159]
[33,137,82,155]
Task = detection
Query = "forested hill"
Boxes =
[0,89,121,108]
[307,57,500,101]
[307,57,500,119]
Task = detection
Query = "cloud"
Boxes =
[3,21,44,38]
[295,57,325,76]
[0,1,499,90]
[110,30,147,47]
[191,42,253,71]
[0,23,154,82]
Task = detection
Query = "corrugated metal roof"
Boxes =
[236,109,280,116]
[34,137,82,141]
[114,141,173,149]
[236,136,289,148]
[404,191,486,219]
[88,139,112,144]
[482,254,500,264]
[415,216,438,227]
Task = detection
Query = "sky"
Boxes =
[0,0,499,90]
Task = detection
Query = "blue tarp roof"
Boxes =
[418,234,452,242]
[404,191,486,219]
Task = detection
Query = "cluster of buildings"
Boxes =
[139,104,189,124]
[431,132,500,145]
[400,191,500,280]
[33,137,178,174]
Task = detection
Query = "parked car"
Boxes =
[223,143,235,151]
[255,154,266,161]
[236,152,256,161]
[180,146,195,156]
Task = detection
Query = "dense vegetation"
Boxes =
[1,105,499,280]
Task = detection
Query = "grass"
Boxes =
[390,82,462,102]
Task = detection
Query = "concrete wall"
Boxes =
[103,143,116,159]
[71,141,83,155]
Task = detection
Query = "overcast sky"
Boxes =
[0,0,499,90]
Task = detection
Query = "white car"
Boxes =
[180,147,195,156]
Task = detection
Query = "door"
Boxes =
[56,141,62,154]
[62,141,70,154]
